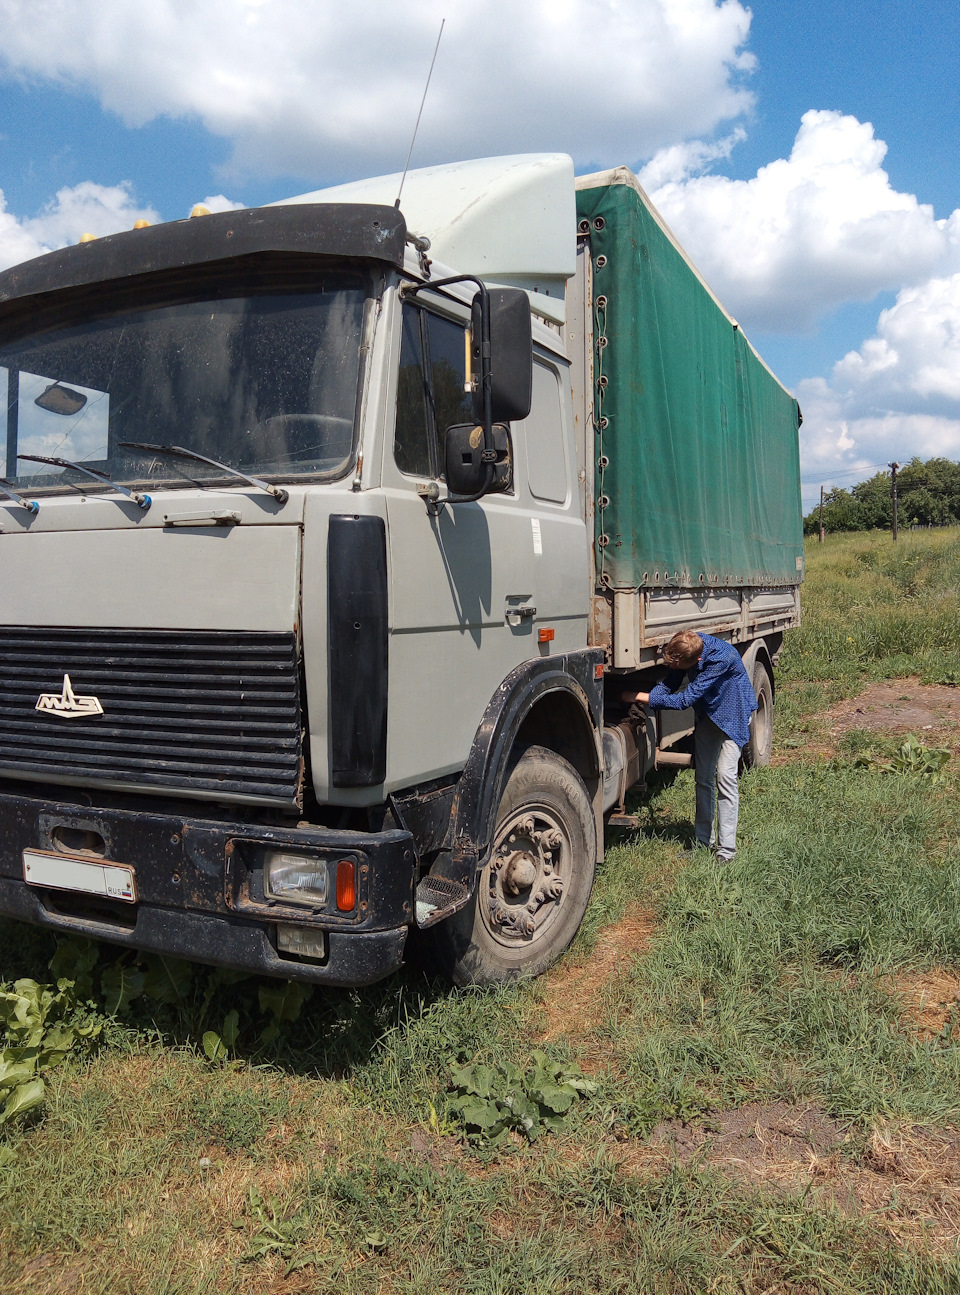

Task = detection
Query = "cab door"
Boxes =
[381,298,586,793]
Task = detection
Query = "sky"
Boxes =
[1,0,958,513]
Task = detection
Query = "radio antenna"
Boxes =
[395,18,445,209]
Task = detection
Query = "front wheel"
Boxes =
[430,745,597,986]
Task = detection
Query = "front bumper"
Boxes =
[0,788,418,985]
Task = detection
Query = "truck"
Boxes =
[0,154,803,987]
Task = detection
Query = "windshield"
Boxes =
[0,271,368,493]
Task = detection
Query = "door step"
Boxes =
[415,875,471,928]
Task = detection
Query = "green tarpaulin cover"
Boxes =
[575,169,803,591]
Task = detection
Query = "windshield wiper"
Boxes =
[0,479,40,515]
[16,456,151,510]
[120,442,289,506]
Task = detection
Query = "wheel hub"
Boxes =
[485,810,567,943]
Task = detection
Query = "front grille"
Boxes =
[0,628,302,806]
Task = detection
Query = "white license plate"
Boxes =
[23,849,137,903]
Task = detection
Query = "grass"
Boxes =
[3,527,960,1291]
[777,526,960,739]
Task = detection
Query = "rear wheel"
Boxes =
[430,745,596,986]
[744,658,774,767]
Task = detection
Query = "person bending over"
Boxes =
[622,630,757,861]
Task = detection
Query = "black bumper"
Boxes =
[0,788,417,986]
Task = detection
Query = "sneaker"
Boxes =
[679,842,712,859]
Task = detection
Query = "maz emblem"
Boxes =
[36,674,104,719]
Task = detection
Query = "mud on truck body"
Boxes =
[0,155,803,987]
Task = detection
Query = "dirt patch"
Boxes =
[537,905,657,1047]
[895,967,960,1040]
[619,1103,960,1253]
[822,679,960,745]
[647,1101,848,1178]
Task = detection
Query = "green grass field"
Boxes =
[3,528,960,1293]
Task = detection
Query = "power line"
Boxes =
[802,462,890,486]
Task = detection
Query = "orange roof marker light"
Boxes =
[78,233,97,243]
[190,204,212,218]
[133,219,151,229]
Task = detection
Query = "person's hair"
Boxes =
[662,630,703,669]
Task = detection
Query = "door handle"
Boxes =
[505,602,536,626]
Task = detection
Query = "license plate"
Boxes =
[23,849,137,903]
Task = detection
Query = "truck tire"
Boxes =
[744,658,774,768]
[431,745,597,986]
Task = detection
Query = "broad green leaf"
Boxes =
[41,1025,76,1054]
[221,1009,240,1048]
[1,1078,45,1123]
[536,1083,576,1114]
[565,1076,598,1096]
[101,963,146,1015]
[202,1031,227,1062]
[0,1058,34,1089]
[458,1101,502,1130]
[258,980,312,1025]
[49,938,98,997]
[141,955,194,1005]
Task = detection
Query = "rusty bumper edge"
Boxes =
[0,876,408,986]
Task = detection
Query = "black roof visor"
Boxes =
[0,203,407,315]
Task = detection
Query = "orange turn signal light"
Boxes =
[336,859,356,911]
[538,627,555,643]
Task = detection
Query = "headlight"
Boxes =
[264,851,329,906]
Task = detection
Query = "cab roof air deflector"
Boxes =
[0,204,407,315]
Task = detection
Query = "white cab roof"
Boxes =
[276,154,576,323]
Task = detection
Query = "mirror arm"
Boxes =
[401,275,494,503]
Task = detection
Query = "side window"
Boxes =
[394,306,432,476]
[523,363,568,504]
[424,312,472,437]
[394,304,472,479]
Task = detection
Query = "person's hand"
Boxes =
[620,690,650,705]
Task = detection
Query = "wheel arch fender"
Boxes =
[431,650,604,893]
[739,638,774,696]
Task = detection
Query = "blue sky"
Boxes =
[1,0,958,512]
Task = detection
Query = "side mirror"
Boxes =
[444,423,513,497]
[471,288,532,425]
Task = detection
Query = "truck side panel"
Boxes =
[574,169,804,597]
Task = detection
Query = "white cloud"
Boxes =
[642,110,960,332]
[0,0,754,182]
[635,127,745,190]
[0,182,160,271]
[200,194,246,215]
[796,271,960,504]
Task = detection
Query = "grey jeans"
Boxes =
[694,715,741,860]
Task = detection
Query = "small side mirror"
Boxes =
[471,288,532,425]
[444,423,512,497]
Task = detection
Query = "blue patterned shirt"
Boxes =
[647,635,757,748]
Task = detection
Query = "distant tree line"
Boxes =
[803,458,960,535]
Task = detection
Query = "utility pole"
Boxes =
[819,485,825,542]
[889,462,900,542]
